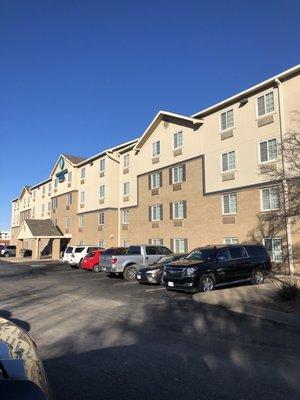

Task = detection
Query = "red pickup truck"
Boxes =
[80,249,104,272]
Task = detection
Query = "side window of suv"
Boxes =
[146,246,157,255]
[228,247,244,259]
[159,246,172,255]
[217,249,231,261]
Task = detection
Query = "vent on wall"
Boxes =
[163,120,169,128]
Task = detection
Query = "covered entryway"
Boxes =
[16,219,64,260]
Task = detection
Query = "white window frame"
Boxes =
[150,238,163,245]
[172,165,184,184]
[219,108,234,131]
[81,167,86,179]
[66,192,72,205]
[172,238,186,253]
[173,131,183,149]
[68,171,72,183]
[98,211,105,225]
[48,183,52,193]
[150,172,161,189]
[80,191,85,204]
[263,237,283,262]
[258,138,278,164]
[256,91,275,117]
[79,215,84,228]
[221,150,236,173]
[54,178,58,188]
[123,154,130,168]
[260,186,280,211]
[152,141,161,157]
[222,193,237,215]
[79,240,84,245]
[151,205,162,221]
[66,217,71,228]
[42,186,46,194]
[98,240,105,248]
[172,201,184,220]
[223,237,239,245]
[122,209,129,224]
[99,158,106,172]
[123,182,130,196]
[99,185,105,199]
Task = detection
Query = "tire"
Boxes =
[199,274,215,292]
[123,265,138,281]
[250,268,264,285]
[4,253,10,258]
[77,259,83,268]
[93,264,101,273]
[160,273,165,286]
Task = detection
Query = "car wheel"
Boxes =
[160,273,165,286]
[199,274,215,292]
[123,265,138,281]
[4,253,10,258]
[76,259,82,268]
[250,268,264,285]
[93,264,101,273]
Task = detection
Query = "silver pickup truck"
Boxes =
[101,244,172,281]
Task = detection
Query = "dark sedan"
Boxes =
[136,253,187,285]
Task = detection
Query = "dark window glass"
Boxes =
[228,247,244,259]
[217,249,231,261]
[186,248,218,261]
[158,246,172,255]
[127,246,141,255]
[244,245,268,258]
[7,246,16,250]
[146,246,157,255]
[75,247,85,253]
[103,247,127,255]
[65,247,73,254]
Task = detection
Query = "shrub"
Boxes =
[276,280,300,301]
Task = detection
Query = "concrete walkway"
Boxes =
[193,281,300,328]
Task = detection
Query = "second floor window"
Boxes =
[122,209,129,224]
[257,91,274,117]
[171,201,186,219]
[150,204,162,221]
[150,172,162,189]
[79,215,84,227]
[80,191,85,204]
[51,197,58,209]
[66,193,72,205]
[123,154,130,168]
[68,171,72,182]
[220,109,234,131]
[123,182,130,196]
[259,139,277,163]
[261,187,280,211]
[42,186,46,194]
[263,237,283,262]
[171,165,185,184]
[42,204,45,213]
[222,151,236,172]
[152,141,160,157]
[48,183,52,193]
[66,217,71,228]
[222,193,237,214]
[100,159,105,172]
[99,185,105,198]
[98,211,105,225]
[173,131,183,149]
[54,178,58,188]
[81,167,85,179]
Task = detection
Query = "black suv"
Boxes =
[163,244,271,293]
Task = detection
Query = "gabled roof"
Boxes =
[191,64,300,118]
[20,219,63,238]
[63,154,87,164]
[134,110,203,152]
[18,186,31,199]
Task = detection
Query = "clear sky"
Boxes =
[1,0,300,230]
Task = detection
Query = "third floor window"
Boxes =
[173,131,183,149]
[100,159,106,172]
[222,151,235,172]
[259,139,277,163]
[99,185,105,198]
[123,182,130,196]
[220,109,234,131]
[257,91,274,117]
[81,167,86,179]
[150,172,162,189]
[123,154,130,168]
[152,141,160,157]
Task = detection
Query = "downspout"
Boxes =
[275,77,294,275]
[117,155,121,247]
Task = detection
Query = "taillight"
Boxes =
[111,257,118,264]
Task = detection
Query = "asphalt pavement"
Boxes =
[0,259,299,400]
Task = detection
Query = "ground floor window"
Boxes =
[122,210,129,224]
[98,240,105,248]
[263,238,283,261]
[149,238,163,245]
[98,211,105,225]
[172,238,187,253]
[223,237,239,244]
[79,240,84,245]
[123,240,130,247]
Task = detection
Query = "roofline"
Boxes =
[134,110,203,152]
[191,64,300,118]
[76,138,139,167]
[30,177,52,190]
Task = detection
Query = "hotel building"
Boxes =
[10,65,300,274]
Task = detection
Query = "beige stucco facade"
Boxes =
[10,65,300,273]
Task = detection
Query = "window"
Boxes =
[99,211,105,225]
[32,207,35,218]
[80,191,85,204]
[171,165,185,184]
[150,238,163,245]
[52,218,57,226]
[123,182,130,196]
[42,204,45,213]
[172,238,187,253]
[259,139,277,163]
[127,246,141,255]
[98,240,105,248]
[33,191,36,199]
[222,193,237,214]
[173,131,183,149]
[79,215,84,227]
[146,246,157,255]
[123,240,130,247]
[257,91,274,117]
[220,109,234,131]
[48,183,52,193]
[152,141,160,157]
[48,201,51,211]
[172,201,185,219]
[81,167,85,179]
[261,187,280,211]
[263,238,283,261]
[66,217,70,228]
[99,158,106,172]
[228,247,244,259]
[79,241,84,246]
[150,172,162,189]
[66,192,72,205]
[42,186,46,194]
[217,248,231,261]
[123,154,130,168]
[54,178,58,188]
[223,237,239,244]
[68,171,72,182]
[222,151,236,172]
[99,185,105,198]
[150,205,162,221]
[122,210,129,224]
[51,197,58,209]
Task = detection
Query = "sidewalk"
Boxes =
[193,281,300,328]
[0,257,61,264]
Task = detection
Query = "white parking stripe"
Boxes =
[145,287,165,292]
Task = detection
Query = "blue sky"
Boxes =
[0,0,299,230]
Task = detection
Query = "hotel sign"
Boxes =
[56,157,68,182]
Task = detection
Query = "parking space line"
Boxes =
[145,287,165,292]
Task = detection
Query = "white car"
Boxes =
[62,246,74,263]
[69,245,102,268]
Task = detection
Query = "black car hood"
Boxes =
[140,265,162,272]
[166,259,208,268]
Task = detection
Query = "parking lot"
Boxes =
[0,259,299,400]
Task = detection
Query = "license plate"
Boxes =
[168,281,174,287]
[136,274,141,280]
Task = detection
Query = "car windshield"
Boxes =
[151,255,173,265]
[65,247,73,254]
[185,249,217,262]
